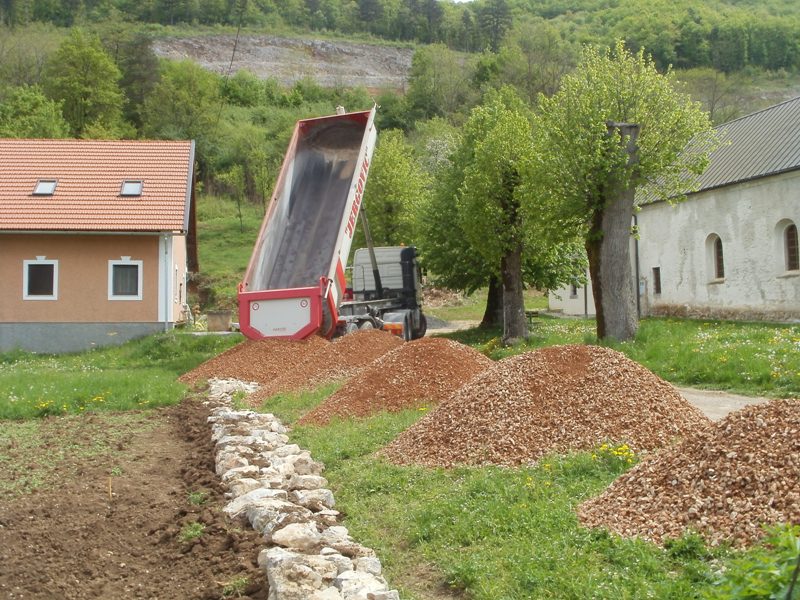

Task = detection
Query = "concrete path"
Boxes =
[678,387,771,421]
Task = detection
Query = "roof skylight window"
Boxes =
[120,180,143,196]
[33,180,57,195]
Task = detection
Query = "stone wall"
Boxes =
[206,378,399,600]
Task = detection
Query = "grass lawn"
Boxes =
[195,193,264,310]
[0,332,242,419]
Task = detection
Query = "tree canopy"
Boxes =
[42,29,126,137]
[534,41,717,340]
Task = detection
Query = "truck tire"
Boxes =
[403,314,412,342]
[412,313,427,339]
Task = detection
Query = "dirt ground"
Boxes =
[0,395,267,600]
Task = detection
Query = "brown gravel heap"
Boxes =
[246,329,403,403]
[381,344,710,467]
[299,337,493,425]
[180,330,400,392]
[179,336,329,385]
[579,398,800,547]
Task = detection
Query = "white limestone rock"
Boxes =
[289,488,336,511]
[288,474,329,491]
[223,487,288,519]
[270,521,322,551]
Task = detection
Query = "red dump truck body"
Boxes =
[238,108,377,340]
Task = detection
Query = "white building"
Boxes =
[549,97,800,321]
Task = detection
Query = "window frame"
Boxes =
[108,257,143,301]
[714,237,725,279]
[569,283,579,299]
[120,180,143,197]
[652,267,662,295]
[33,180,57,196]
[785,223,799,272]
[23,257,58,300]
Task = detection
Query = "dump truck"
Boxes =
[237,107,426,341]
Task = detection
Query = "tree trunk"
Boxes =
[480,275,504,328]
[501,247,528,344]
[587,122,640,342]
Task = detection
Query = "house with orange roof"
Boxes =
[0,139,196,352]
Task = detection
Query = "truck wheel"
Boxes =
[413,314,427,339]
[403,314,412,342]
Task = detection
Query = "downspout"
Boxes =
[634,214,641,319]
[163,234,171,332]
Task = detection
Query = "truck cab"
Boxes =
[338,246,426,340]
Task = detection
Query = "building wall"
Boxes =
[548,276,595,316]
[0,233,159,323]
[172,235,189,323]
[637,171,800,320]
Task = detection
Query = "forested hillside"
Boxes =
[2,0,800,73]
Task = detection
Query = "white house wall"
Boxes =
[636,170,800,320]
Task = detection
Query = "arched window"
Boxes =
[714,237,725,279]
[786,223,799,271]
[706,233,725,282]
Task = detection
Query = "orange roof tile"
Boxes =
[0,139,194,232]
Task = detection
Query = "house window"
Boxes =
[33,180,57,195]
[569,283,578,298]
[707,234,725,281]
[652,267,662,295]
[714,237,725,279]
[785,223,799,271]
[23,257,58,300]
[120,180,143,196]
[108,257,143,300]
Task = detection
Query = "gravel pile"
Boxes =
[179,336,329,385]
[299,337,493,426]
[381,345,710,467]
[579,398,800,547]
[246,329,403,404]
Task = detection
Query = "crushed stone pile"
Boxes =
[381,345,710,468]
[299,337,493,426]
[246,329,403,404]
[578,399,800,547]
[180,330,402,398]
[179,336,329,385]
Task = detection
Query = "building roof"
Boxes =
[695,95,800,193]
[0,139,194,232]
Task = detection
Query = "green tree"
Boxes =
[142,59,221,174]
[416,118,506,327]
[360,129,428,247]
[496,19,577,102]
[535,41,716,341]
[406,43,477,121]
[458,87,534,343]
[0,84,69,137]
[42,28,125,137]
[478,0,513,53]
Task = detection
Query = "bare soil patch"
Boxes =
[0,397,267,600]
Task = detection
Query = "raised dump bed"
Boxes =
[238,108,376,340]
